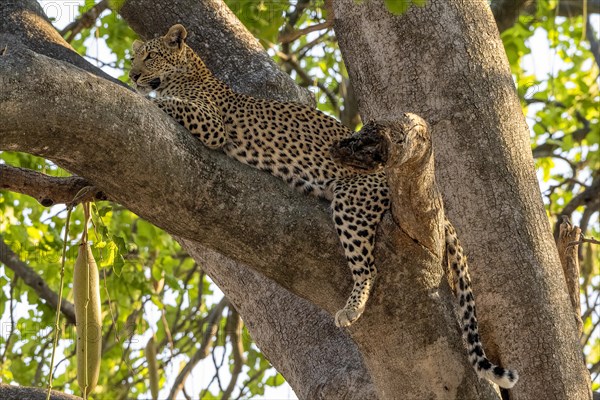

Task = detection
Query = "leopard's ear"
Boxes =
[163,24,187,50]
[132,39,144,53]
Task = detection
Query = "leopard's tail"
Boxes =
[444,219,519,389]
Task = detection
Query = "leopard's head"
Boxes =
[129,24,189,94]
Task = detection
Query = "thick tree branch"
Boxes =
[0,165,106,206]
[116,1,377,395]
[0,1,379,398]
[0,49,349,313]
[0,0,124,87]
[0,236,76,325]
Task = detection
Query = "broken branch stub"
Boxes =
[331,113,444,255]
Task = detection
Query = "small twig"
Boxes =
[181,387,192,400]
[166,298,228,400]
[276,51,338,108]
[234,365,270,400]
[221,309,245,400]
[0,237,76,324]
[279,20,334,44]
[279,0,334,44]
[568,236,600,247]
[211,336,225,392]
[297,31,330,59]
[581,292,600,346]
[34,338,54,386]
[0,277,17,363]
[586,15,600,69]
[84,55,120,69]
[171,263,199,333]
[60,0,110,43]
[554,178,600,239]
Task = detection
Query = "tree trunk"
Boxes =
[334,0,592,399]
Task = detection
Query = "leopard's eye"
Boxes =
[145,52,158,61]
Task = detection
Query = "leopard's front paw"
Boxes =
[334,307,363,328]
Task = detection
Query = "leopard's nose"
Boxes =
[130,72,141,82]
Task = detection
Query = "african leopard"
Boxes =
[129,24,518,389]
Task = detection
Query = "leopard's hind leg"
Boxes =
[332,173,389,327]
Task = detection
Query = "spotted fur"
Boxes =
[445,221,518,388]
[129,24,518,388]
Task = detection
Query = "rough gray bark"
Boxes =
[0,0,124,86]
[0,384,80,400]
[0,1,375,399]
[334,0,592,399]
[0,164,105,206]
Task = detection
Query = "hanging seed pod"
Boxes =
[152,275,165,294]
[145,335,159,400]
[73,242,102,397]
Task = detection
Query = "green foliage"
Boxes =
[70,4,137,82]
[355,0,427,15]
[383,0,427,15]
[0,158,279,398]
[224,0,288,44]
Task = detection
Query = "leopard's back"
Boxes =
[222,94,356,198]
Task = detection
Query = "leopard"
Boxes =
[129,24,518,389]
